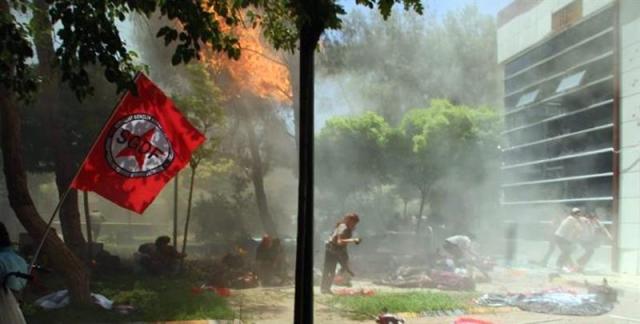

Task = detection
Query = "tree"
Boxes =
[0,0,257,304]
[172,64,224,269]
[392,99,499,232]
[317,4,499,123]
[315,111,391,214]
[2,0,424,314]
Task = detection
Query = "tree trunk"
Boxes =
[293,21,322,324]
[0,86,92,305]
[403,199,408,219]
[415,189,426,233]
[33,0,86,256]
[244,113,278,236]
[180,166,197,272]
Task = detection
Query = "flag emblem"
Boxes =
[71,73,205,213]
[105,114,175,177]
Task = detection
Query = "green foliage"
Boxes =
[192,193,252,242]
[173,64,224,170]
[24,274,235,322]
[315,100,501,229]
[316,111,392,205]
[2,0,424,101]
[325,291,474,320]
[3,0,252,100]
[396,99,500,189]
[0,3,37,99]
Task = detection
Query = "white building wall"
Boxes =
[498,0,615,64]
[618,0,640,274]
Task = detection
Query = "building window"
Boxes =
[516,89,539,107]
[556,70,586,93]
[552,0,583,33]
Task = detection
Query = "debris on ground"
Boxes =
[375,266,475,291]
[35,290,113,310]
[333,287,376,296]
[191,285,232,297]
[454,316,494,324]
[376,308,405,323]
[476,287,615,316]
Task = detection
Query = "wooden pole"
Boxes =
[173,174,179,251]
[180,167,196,272]
[83,191,93,260]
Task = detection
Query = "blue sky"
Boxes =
[424,0,513,17]
[339,0,513,17]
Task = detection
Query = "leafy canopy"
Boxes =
[2,0,423,101]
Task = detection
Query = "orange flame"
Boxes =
[205,16,292,104]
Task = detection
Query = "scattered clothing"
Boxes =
[34,290,113,310]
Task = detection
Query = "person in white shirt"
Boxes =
[443,234,478,263]
[577,211,613,271]
[554,207,584,270]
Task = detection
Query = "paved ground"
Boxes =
[227,266,640,323]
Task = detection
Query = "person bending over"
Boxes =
[321,213,361,294]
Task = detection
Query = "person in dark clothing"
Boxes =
[255,235,275,285]
[321,212,361,294]
[136,235,184,275]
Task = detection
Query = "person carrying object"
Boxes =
[321,212,361,294]
[554,207,584,271]
[576,211,613,271]
[536,212,565,267]
[0,222,29,324]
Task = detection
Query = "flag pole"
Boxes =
[28,73,143,271]
[28,185,74,271]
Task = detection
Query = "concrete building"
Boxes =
[497,0,640,273]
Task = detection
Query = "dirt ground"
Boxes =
[227,266,640,324]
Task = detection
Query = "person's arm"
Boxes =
[336,237,360,245]
[596,219,614,242]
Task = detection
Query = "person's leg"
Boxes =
[321,248,338,293]
[336,251,352,286]
[555,237,571,269]
[539,238,556,265]
[577,243,595,270]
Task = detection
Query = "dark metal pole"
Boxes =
[294,21,317,324]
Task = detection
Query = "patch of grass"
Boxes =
[325,291,476,320]
[23,273,235,323]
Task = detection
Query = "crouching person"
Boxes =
[135,235,185,275]
[0,222,28,324]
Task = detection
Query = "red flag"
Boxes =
[71,73,205,213]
